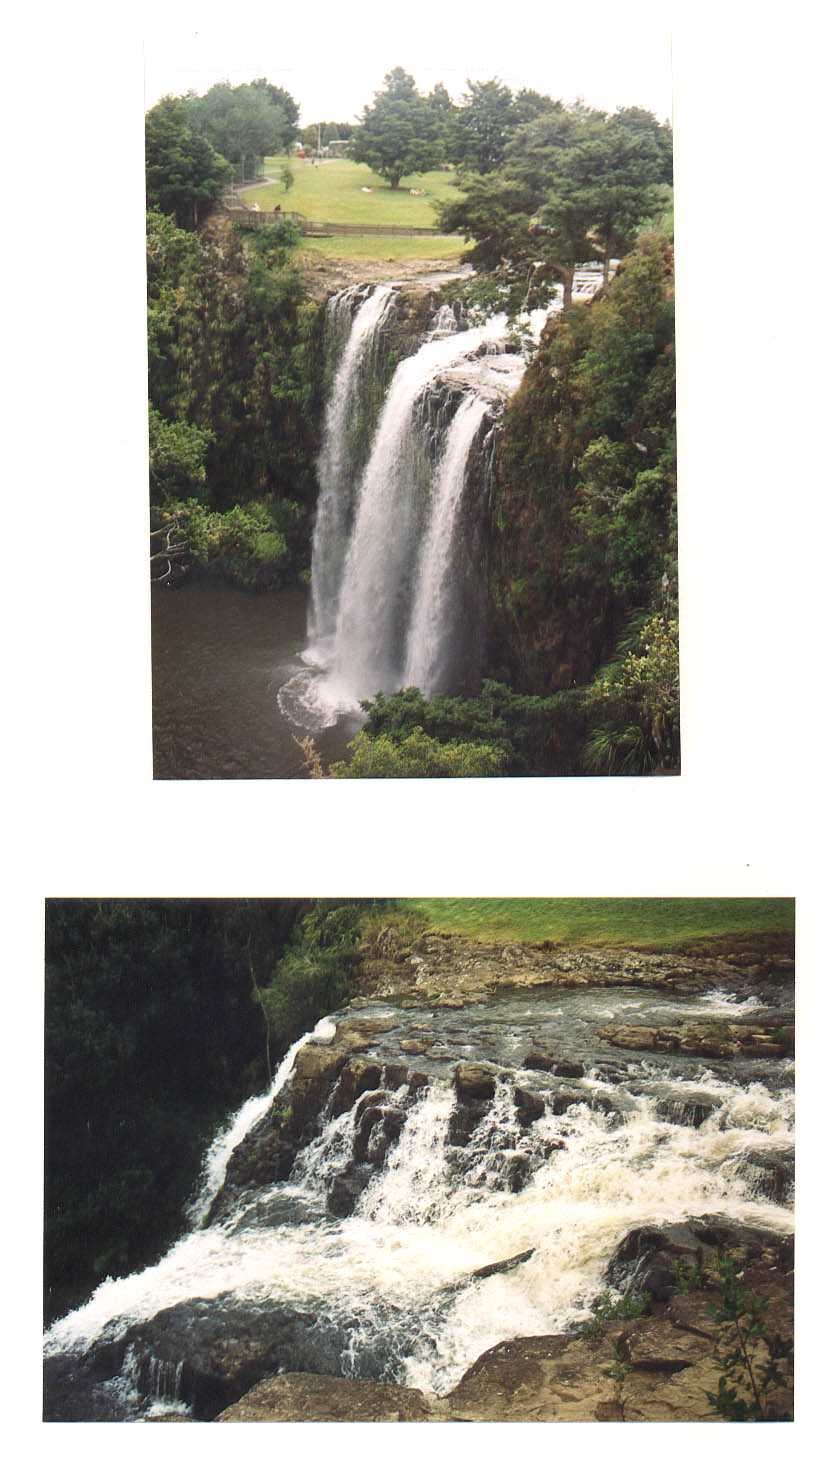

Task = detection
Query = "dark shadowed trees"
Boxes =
[145,95,232,227]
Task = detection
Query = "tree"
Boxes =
[145,96,232,228]
[511,88,560,128]
[299,121,355,151]
[440,106,589,307]
[148,407,213,506]
[185,82,298,178]
[614,106,673,184]
[551,116,669,281]
[44,900,305,1323]
[251,78,301,142]
[349,67,442,189]
[441,105,673,306]
[448,78,517,174]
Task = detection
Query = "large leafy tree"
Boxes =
[185,81,298,177]
[441,105,673,307]
[251,77,301,141]
[349,67,442,189]
[440,106,590,307]
[145,95,232,228]
[448,78,517,174]
[546,115,669,280]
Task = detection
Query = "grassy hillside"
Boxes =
[243,157,461,225]
[405,899,795,946]
[301,235,462,261]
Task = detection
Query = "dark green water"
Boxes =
[151,584,357,779]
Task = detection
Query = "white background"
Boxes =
[4,0,827,1464]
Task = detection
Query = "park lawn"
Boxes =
[301,235,464,262]
[405,898,795,947]
[243,156,462,225]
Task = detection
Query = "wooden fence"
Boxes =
[223,208,460,239]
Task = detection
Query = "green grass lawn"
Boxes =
[243,157,462,226]
[300,235,463,262]
[405,899,795,947]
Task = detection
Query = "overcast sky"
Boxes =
[143,0,672,125]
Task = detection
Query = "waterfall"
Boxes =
[187,1015,336,1227]
[330,318,510,707]
[45,985,794,1420]
[279,300,522,732]
[308,284,397,656]
[403,394,489,695]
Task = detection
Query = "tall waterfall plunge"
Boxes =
[279,285,524,732]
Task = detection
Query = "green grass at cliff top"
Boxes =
[300,235,463,262]
[405,899,794,946]
[243,157,462,225]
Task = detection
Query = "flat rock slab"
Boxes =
[216,1372,434,1422]
[597,1021,794,1060]
[359,934,794,1010]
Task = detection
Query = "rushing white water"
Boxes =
[308,285,397,653]
[402,394,489,694]
[279,302,522,732]
[45,995,793,1411]
[329,317,508,707]
[186,1015,336,1227]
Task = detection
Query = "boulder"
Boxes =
[553,1060,585,1078]
[122,1295,332,1421]
[523,1052,553,1072]
[329,1056,383,1116]
[513,1086,545,1126]
[731,1148,794,1205]
[326,1164,373,1218]
[453,1063,498,1101]
[382,1063,410,1090]
[217,1371,434,1422]
[605,1217,792,1306]
[654,1091,719,1128]
[447,1098,491,1147]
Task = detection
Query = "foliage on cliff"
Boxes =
[147,211,322,588]
[44,901,392,1326]
[44,901,304,1325]
[488,233,678,771]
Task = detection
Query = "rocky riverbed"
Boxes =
[44,930,795,1423]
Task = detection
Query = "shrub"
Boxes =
[330,725,506,778]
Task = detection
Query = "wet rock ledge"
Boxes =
[356,931,795,1009]
[217,1217,793,1422]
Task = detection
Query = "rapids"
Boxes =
[44,983,794,1421]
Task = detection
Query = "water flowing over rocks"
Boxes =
[218,1223,794,1423]
[44,928,794,1423]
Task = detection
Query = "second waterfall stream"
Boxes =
[278,282,524,731]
